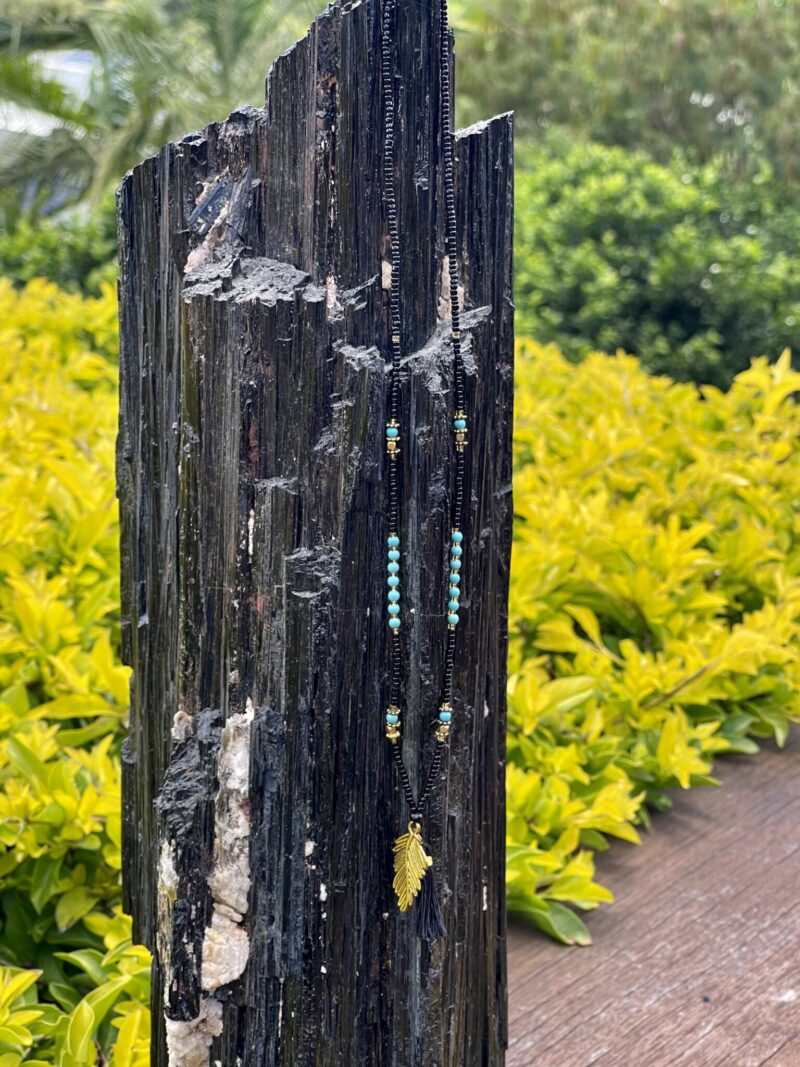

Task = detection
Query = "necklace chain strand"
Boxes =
[381,0,468,921]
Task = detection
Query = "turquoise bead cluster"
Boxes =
[387,533,401,629]
[447,529,464,627]
[386,419,400,458]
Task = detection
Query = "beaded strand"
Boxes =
[381,0,468,829]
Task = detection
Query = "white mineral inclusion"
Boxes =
[201,910,250,991]
[166,999,223,1067]
[326,273,340,312]
[201,701,255,992]
[159,839,179,897]
[164,702,256,1066]
[157,839,179,990]
[171,708,193,742]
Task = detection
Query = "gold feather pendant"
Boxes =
[393,821,433,911]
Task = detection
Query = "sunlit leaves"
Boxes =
[507,339,800,940]
[0,280,149,1064]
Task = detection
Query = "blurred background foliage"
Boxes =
[453,0,800,183]
[0,0,320,219]
[1,0,800,1059]
[1,0,798,385]
[515,137,800,388]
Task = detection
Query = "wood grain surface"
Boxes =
[507,737,800,1067]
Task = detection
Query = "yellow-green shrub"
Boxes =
[0,279,149,1065]
[508,340,800,942]
[3,278,800,1059]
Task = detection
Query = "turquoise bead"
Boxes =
[438,710,452,722]
[387,535,400,547]
[448,599,459,611]
[386,426,399,439]
[451,545,463,558]
[388,590,400,602]
[450,572,460,585]
[451,559,461,571]
[388,549,400,561]
[447,613,459,625]
[386,712,399,723]
[388,604,400,615]
[451,530,464,543]
[389,618,401,630]
[388,562,399,574]
[388,576,400,587]
[453,418,466,430]
[449,587,460,599]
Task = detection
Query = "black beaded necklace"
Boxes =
[381,0,467,942]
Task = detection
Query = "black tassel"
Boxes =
[416,853,447,942]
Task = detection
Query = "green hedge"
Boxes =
[515,138,800,388]
[508,338,800,941]
[452,0,800,184]
[0,201,117,295]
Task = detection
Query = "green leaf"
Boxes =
[757,706,790,747]
[30,856,63,914]
[0,969,41,1010]
[54,888,99,933]
[6,737,49,786]
[579,829,610,852]
[63,998,95,1064]
[508,896,592,946]
[533,901,593,946]
[52,951,108,987]
[47,983,80,1014]
[83,975,131,1025]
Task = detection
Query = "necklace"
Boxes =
[380,0,467,942]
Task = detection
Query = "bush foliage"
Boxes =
[1,281,799,1059]
[0,280,149,1065]
[515,139,800,388]
[508,339,800,942]
[0,204,117,296]
[452,0,800,183]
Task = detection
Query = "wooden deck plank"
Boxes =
[507,736,800,1066]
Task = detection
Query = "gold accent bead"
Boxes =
[435,722,451,742]
[386,723,401,741]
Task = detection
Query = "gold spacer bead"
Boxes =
[435,723,451,742]
[386,724,401,742]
